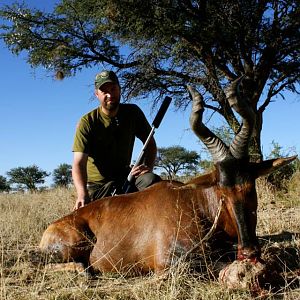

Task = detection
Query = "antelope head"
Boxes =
[188,77,297,261]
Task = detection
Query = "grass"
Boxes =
[0,178,299,300]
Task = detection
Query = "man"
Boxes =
[72,70,160,210]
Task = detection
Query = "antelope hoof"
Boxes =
[237,246,261,262]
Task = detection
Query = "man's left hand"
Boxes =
[130,164,151,177]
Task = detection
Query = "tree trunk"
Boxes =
[249,111,263,163]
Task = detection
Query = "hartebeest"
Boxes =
[40,77,296,274]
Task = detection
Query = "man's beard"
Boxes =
[106,101,119,111]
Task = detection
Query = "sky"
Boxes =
[0,0,299,186]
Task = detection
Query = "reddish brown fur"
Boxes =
[40,179,223,272]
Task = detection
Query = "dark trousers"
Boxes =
[87,172,161,201]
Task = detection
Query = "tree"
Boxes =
[155,146,200,180]
[52,163,72,187]
[7,165,50,192]
[1,1,299,161]
[0,175,10,192]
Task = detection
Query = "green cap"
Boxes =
[95,70,119,89]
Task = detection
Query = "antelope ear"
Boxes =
[253,155,298,178]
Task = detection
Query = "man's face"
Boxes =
[95,82,121,112]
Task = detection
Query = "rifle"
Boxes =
[112,96,172,196]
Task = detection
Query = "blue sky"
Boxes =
[1,0,299,186]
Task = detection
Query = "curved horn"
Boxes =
[188,85,229,163]
[226,76,256,160]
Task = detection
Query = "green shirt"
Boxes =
[73,104,152,184]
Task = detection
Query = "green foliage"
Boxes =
[1,1,299,160]
[155,145,200,180]
[52,163,72,187]
[0,0,123,78]
[198,159,214,173]
[0,175,10,192]
[266,141,299,190]
[7,165,50,192]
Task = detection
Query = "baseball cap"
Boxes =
[95,70,119,89]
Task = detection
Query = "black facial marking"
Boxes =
[217,158,254,187]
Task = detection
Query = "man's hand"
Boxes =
[130,164,151,177]
[73,195,90,211]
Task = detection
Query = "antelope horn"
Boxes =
[226,76,256,160]
[188,85,229,163]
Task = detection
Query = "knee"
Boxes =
[136,173,161,191]
[88,181,116,200]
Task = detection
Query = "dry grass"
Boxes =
[0,178,299,300]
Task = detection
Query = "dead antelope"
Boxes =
[40,77,296,274]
